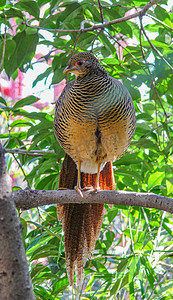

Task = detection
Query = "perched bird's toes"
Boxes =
[82,185,94,191]
[82,186,100,194]
[90,187,100,194]
[74,186,84,198]
[58,187,69,190]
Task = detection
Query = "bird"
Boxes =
[53,52,136,287]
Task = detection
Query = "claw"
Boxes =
[82,186,100,194]
[88,186,100,194]
[75,186,83,198]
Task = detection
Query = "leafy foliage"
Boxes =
[0,0,173,299]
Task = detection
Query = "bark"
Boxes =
[0,143,35,300]
[13,189,173,214]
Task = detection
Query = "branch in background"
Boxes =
[5,148,55,156]
[97,0,104,24]
[140,18,173,71]
[139,17,172,142]
[13,189,173,214]
[12,153,31,188]
[25,0,160,33]
[0,143,35,300]
[90,29,103,51]
[147,267,173,300]
[102,4,138,8]
[146,13,173,32]
[71,31,82,57]
[106,31,147,74]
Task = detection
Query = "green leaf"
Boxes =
[129,256,139,283]
[99,33,116,55]
[148,172,165,190]
[4,31,38,77]
[16,1,40,20]
[13,96,39,109]
[54,277,69,293]
[56,2,81,27]
[102,58,119,65]
[0,96,7,106]
[10,119,32,128]
[107,208,118,222]
[0,132,27,139]
[0,0,6,7]
[155,5,170,22]
[166,179,173,195]
[0,7,24,19]
[140,257,156,289]
[129,281,135,300]
[117,257,130,273]
[32,67,52,87]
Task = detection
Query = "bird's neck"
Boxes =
[77,66,108,81]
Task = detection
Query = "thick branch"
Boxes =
[0,143,35,300]
[13,189,173,214]
[26,0,160,33]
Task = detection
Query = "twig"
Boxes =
[91,30,102,52]
[140,20,173,71]
[101,5,138,8]
[0,15,6,70]
[146,13,173,32]
[25,0,160,33]
[70,20,94,58]
[97,0,104,24]
[71,31,82,57]
[12,189,173,213]
[139,21,161,146]
[139,17,171,142]
[155,211,166,249]
[147,266,173,300]
[107,31,147,74]
[153,88,171,140]
[12,153,31,189]
[5,148,54,156]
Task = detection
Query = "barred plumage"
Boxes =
[54,52,136,176]
[53,52,136,286]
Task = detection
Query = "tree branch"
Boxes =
[13,189,173,214]
[25,0,160,33]
[140,17,173,71]
[97,0,104,24]
[139,17,172,142]
[5,148,54,156]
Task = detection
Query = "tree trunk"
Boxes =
[0,143,35,300]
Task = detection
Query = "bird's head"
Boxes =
[63,52,105,77]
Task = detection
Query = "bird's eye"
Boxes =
[77,61,83,66]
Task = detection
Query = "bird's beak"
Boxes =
[63,66,70,74]
[63,65,78,75]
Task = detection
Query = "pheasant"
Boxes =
[53,52,136,286]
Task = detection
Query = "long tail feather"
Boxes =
[58,154,115,286]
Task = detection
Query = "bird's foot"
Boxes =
[82,186,100,194]
[74,186,101,197]
[74,186,84,198]
[58,187,69,190]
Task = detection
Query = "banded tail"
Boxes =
[58,154,115,286]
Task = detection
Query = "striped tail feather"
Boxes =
[57,154,115,286]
